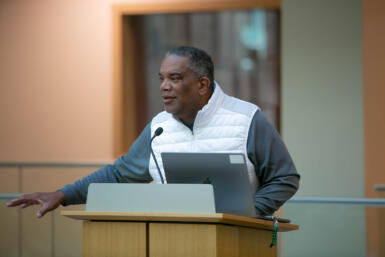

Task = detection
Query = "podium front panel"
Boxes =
[149,223,277,257]
[83,221,146,257]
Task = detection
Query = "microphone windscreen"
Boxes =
[155,127,163,136]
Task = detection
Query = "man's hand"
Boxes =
[6,190,66,218]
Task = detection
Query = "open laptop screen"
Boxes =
[161,152,256,218]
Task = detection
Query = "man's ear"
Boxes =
[198,77,211,96]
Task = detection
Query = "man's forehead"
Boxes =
[159,55,191,75]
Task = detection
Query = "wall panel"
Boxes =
[54,205,85,257]
[21,207,52,257]
[0,166,20,193]
[0,167,20,257]
[21,166,98,193]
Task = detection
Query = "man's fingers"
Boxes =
[20,202,36,209]
[36,210,44,218]
[17,200,40,209]
[6,194,41,207]
[6,191,63,218]
[19,203,28,209]
[6,198,24,206]
[6,198,30,207]
[37,203,54,218]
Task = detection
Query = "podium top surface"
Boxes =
[61,211,298,232]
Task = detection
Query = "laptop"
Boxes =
[161,152,257,218]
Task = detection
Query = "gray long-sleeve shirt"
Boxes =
[61,111,299,215]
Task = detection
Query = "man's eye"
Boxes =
[171,77,180,82]
[159,77,164,82]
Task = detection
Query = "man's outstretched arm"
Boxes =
[6,123,152,217]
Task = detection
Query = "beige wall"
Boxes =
[0,0,116,162]
[281,0,364,197]
[0,0,178,162]
[0,0,280,162]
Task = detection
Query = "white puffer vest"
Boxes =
[149,83,260,193]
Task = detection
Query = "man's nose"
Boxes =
[160,80,171,91]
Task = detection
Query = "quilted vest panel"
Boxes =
[149,83,259,193]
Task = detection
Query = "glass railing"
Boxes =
[0,162,106,257]
[281,197,385,257]
[0,196,85,257]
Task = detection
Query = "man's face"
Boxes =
[159,55,203,123]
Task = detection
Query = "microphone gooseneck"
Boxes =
[150,127,164,184]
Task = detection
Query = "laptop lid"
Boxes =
[161,152,256,218]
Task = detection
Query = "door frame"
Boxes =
[111,0,281,156]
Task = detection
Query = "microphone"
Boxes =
[150,127,164,184]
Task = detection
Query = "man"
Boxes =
[7,46,299,218]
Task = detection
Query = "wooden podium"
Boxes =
[62,211,298,257]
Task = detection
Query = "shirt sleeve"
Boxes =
[247,111,300,215]
[60,123,153,205]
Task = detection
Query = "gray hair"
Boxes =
[166,46,214,90]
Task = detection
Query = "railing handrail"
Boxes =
[288,196,385,206]
[2,194,385,205]
[0,193,23,200]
